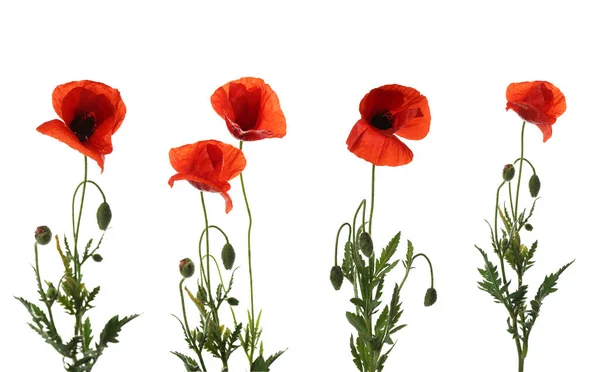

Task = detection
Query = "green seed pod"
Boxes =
[524,223,533,231]
[179,258,195,278]
[92,254,103,262]
[502,164,515,182]
[358,232,374,257]
[424,287,437,307]
[35,226,52,245]
[330,265,343,290]
[221,243,235,270]
[529,174,541,197]
[226,297,239,306]
[96,202,112,231]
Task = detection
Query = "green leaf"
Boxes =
[375,232,401,276]
[349,334,363,371]
[350,297,365,309]
[476,246,508,305]
[342,241,355,284]
[523,240,538,272]
[83,317,93,350]
[84,286,100,311]
[508,285,528,310]
[346,312,368,335]
[374,305,389,335]
[251,355,269,372]
[171,351,200,371]
[527,260,574,330]
[97,314,140,350]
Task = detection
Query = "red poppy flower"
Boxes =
[506,81,566,142]
[346,84,431,166]
[36,80,126,171]
[211,77,286,141]
[168,140,246,214]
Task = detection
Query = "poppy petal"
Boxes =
[168,172,229,193]
[211,77,286,141]
[393,94,431,140]
[52,80,126,132]
[506,81,566,130]
[219,191,234,214]
[534,122,553,143]
[347,119,414,166]
[37,119,105,170]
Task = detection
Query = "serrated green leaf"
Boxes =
[350,297,365,309]
[83,317,93,350]
[476,246,508,305]
[375,232,401,276]
[346,312,368,335]
[349,334,363,371]
[97,314,139,350]
[171,351,200,371]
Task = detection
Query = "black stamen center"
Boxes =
[370,112,394,130]
[70,112,97,142]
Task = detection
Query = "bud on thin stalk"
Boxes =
[35,226,52,245]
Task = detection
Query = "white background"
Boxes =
[1,1,598,371]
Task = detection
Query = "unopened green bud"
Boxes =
[35,226,52,245]
[424,287,437,307]
[524,223,533,231]
[92,254,103,262]
[502,164,515,182]
[330,265,343,290]
[358,232,374,257]
[529,174,541,197]
[96,202,112,231]
[46,283,57,301]
[221,243,235,270]
[179,258,195,278]
[226,297,239,306]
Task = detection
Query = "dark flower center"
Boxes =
[370,112,394,130]
[70,111,97,142]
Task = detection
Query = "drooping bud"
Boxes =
[529,174,541,197]
[221,243,235,270]
[524,223,533,231]
[35,226,52,245]
[502,164,515,182]
[226,297,239,306]
[92,254,103,262]
[179,258,195,278]
[358,232,374,257]
[330,265,344,290]
[96,202,112,231]
[424,287,437,307]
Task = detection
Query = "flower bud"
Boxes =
[502,164,515,182]
[424,287,437,307]
[92,254,103,262]
[96,202,112,231]
[35,226,52,245]
[179,258,195,278]
[358,232,374,257]
[330,265,343,290]
[46,283,57,301]
[221,243,235,270]
[524,223,533,231]
[226,297,239,306]
[529,174,541,197]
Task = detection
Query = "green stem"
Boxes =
[513,122,526,222]
[413,253,435,288]
[34,243,57,330]
[368,164,375,235]
[513,157,536,175]
[72,156,89,282]
[200,192,213,305]
[179,279,207,372]
[334,223,352,266]
[239,140,257,364]
[71,156,88,337]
